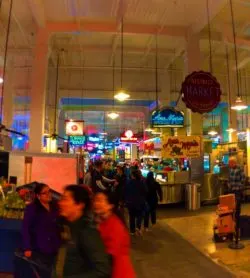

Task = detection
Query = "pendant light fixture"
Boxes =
[225,44,236,133]
[206,0,217,137]
[229,0,247,111]
[151,34,162,136]
[208,113,218,136]
[114,6,130,102]
[108,61,119,120]
[0,0,25,137]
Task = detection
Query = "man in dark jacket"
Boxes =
[56,185,111,278]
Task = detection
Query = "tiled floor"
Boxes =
[165,204,250,277]
[2,204,250,277]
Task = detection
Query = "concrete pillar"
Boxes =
[159,69,171,108]
[2,63,14,128]
[28,29,49,152]
[184,34,203,136]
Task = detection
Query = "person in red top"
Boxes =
[93,192,136,278]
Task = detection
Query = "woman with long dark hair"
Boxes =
[93,192,136,278]
[144,172,163,230]
[20,183,60,277]
[125,169,147,235]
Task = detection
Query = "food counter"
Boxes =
[156,171,190,204]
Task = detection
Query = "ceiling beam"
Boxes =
[165,0,228,68]
[27,0,46,28]
[51,45,175,55]
[46,21,188,37]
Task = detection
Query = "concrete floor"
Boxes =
[2,204,250,277]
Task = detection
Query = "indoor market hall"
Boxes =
[1,0,250,277]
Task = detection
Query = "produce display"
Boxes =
[0,177,27,220]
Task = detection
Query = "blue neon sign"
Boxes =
[152,108,184,128]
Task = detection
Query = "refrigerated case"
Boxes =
[204,154,210,173]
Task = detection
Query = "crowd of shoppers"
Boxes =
[17,159,162,277]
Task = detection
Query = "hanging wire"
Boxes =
[226,44,232,126]
[229,0,240,98]
[113,59,115,108]
[120,13,124,88]
[245,69,248,127]
[206,0,213,73]
[0,0,13,124]
[53,52,60,133]
[81,61,84,121]
[155,34,159,111]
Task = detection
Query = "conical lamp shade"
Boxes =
[231,96,247,111]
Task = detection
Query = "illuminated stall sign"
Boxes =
[65,120,84,136]
[162,135,201,158]
[120,130,138,143]
[88,135,100,143]
[69,136,86,146]
[152,108,184,128]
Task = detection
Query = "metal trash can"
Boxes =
[186,183,201,211]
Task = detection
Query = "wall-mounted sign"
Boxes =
[162,135,201,158]
[181,71,221,114]
[120,130,138,143]
[152,107,184,128]
[65,121,84,136]
[69,136,86,146]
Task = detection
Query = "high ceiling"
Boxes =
[1,0,250,136]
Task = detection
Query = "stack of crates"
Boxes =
[213,194,236,242]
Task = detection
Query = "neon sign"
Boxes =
[152,108,184,128]
[120,130,138,143]
[88,136,100,142]
[69,136,86,146]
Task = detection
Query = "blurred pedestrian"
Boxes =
[56,185,111,277]
[94,192,135,278]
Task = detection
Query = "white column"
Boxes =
[184,34,203,136]
[28,29,49,152]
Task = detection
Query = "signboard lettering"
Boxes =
[181,71,221,114]
[162,136,201,158]
[152,108,184,128]
[69,136,86,146]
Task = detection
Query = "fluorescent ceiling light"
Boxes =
[231,96,248,111]
[114,90,130,102]
[107,112,119,120]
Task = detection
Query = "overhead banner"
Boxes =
[152,107,184,128]
[162,136,201,158]
[65,121,84,136]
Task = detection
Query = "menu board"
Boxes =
[162,136,201,159]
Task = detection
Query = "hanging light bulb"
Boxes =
[107,112,119,120]
[208,128,218,136]
[226,127,236,133]
[229,0,247,113]
[231,96,247,111]
[114,89,130,102]
[145,126,153,132]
